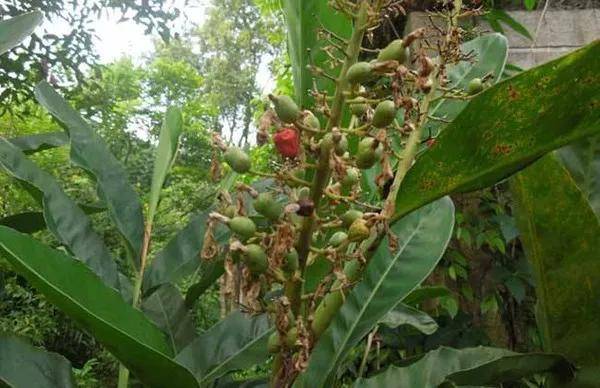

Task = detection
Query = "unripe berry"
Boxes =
[341,167,360,188]
[377,39,409,63]
[350,96,368,116]
[372,100,397,128]
[348,218,370,242]
[356,137,382,169]
[335,134,348,156]
[253,192,282,221]
[283,248,299,273]
[269,94,300,123]
[467,78,484,95]
[243,244,268,273]
[346,61,373,84]
[224,147,251,173]
[228,216,256,241]
[341,209,363,228]
[303,111,321,130]
[329,231,348,248]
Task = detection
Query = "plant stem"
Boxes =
[117,364,130,388]
[286,1,370,318]
[358,327,378,378]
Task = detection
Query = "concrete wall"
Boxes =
[406,8,600,69]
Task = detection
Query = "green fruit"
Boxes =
[312,292,344,338]
[303,111,320,130]
[350,97,368,116]
[222,205,236,218]
[285,327,298,348]
[253,192,282,221]
[467,78,484,95]
[348,218,370,242]
[224,147,251,173]
[329,231,348,248]
[341,168,360,188]
[346,61,373,84]
[372,100,397,128]
[243,244,268,273]
[356,137,382,169]
[335,135,348,156]
[269,94,300,123]
[298,186,311,200]
[228,216,256,241]
[267,332,280,353]
[283,248,299,273]
[377,39,409,63]
[341,209,363,228]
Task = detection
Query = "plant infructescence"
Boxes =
[0,2,598,388]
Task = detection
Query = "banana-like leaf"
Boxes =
[403,286,452,306]
[176,311,273,385]
[8,131,69,154]
[184,257,226,308]
[143,211,229,294]
[0,334,75,388]
[34,81,144,265]
[281,0,351,107]
[142,283,197,354]
[510,155,600,377]
[0,11,43,55]
[424,33,508,137]
[300,197,455,387]
[0,226,199,388]
[353,346,574,388]
[557,134,600,220]
[394,41,600,220]
[148,107,183,224]
[0,138,119,289]
[379,304,438,335]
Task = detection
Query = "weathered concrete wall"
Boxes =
[406,8,600,68]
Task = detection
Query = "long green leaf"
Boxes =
[176,311,273,385]
[148,107,183,224]
[0,204,105,235]
[0,138,119,288]
[8,132,69,154]
[379,304,438,335]
[281,0,351,107]
[510,155,600,379]
[424,33,508,137]
[0,11,43,55]
[143,211,229,294]
[300,197,455,387]
[394,41,600,220]
[0,226,199,388]
[0,334,75,388]
[185,258,226,308]
[557,134,600,220]
[142,283,197,354]
[354,346,574,387]
[34,81,144,264]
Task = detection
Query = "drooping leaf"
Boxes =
[379,304,438,335]
[0,11,43,55]
[0,226,199,388]
[34,81,145,265]
[143,211,229,295]
[8,131,69,154]
[281,0,351,107]
[394,41,600,220]
[148,107,183,224]
[0,334,75,388]
[353,346,574,388]
[557,134,600,220]
[184,257,226,308]
[510,155,600,377]
[424,33,509,137]
[0,138,119,289]
[486,9,533,40]
[176,311,273,386]
[0,204,105,235]
[300,197,455,387]
[403,286,452,306]
[142,283,197,354]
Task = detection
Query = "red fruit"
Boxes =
[273,127,300,158]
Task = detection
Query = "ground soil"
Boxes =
[498,0,600,10]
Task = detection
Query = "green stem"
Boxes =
[117,363,130,388]
[286,1,370,318]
